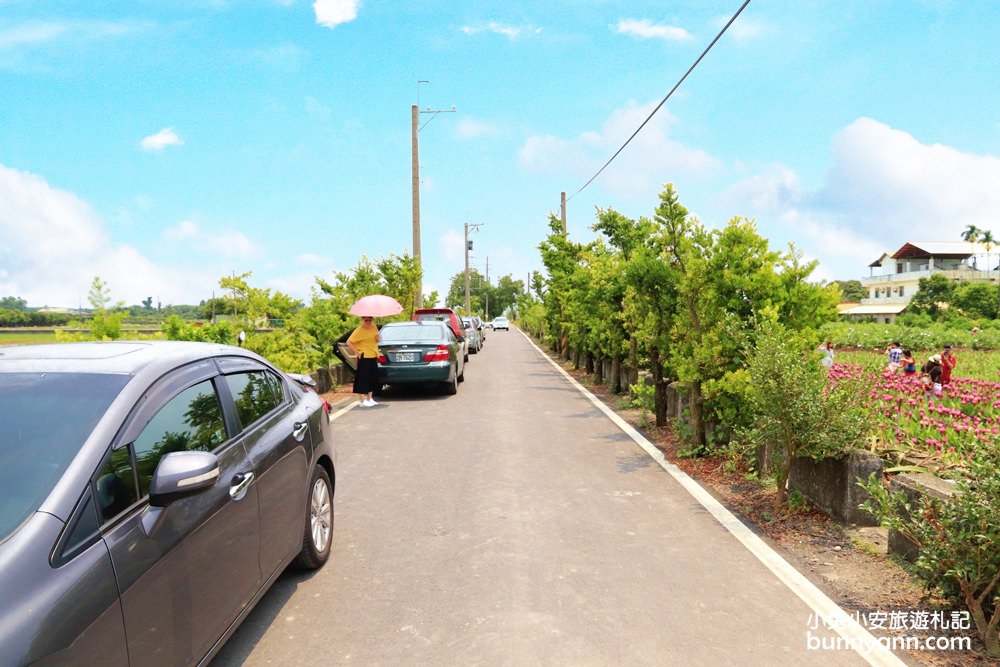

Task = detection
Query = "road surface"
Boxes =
[212,327,904,666]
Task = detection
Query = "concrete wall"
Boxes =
[886,473,958,562]
[788,450,884,526]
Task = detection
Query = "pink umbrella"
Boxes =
[349,294,403,317]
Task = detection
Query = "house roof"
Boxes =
[867,252,893,268]
[840,304,908,316]
[891,241,984,260]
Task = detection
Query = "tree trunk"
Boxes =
[774,465,789,512]
[585,351,595,375]
[626,338,639,395]
[688,379,705,449]
[650,346,667,427]
[593,353,603,384]
[610,354,621,394]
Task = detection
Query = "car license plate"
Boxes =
[395,352,417,362]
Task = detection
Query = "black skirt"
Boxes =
[353,355,379,394]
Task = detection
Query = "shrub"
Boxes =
[736,320,874,510]
[860,449,1000,656]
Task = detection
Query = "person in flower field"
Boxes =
[902,349,916,377]
[920,354,943,401]
[885,341,903,373]
[819,341,835,371]
[940,344,957,387]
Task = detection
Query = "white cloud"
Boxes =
[313,0,359,28]
[163,220,258,258]
[140,127,183,150]
[519,99,721,200]
[714,15,766,42]
[0,22,68,50]
[0,163,211,307]
[615,19,693,42]
[0,20,145,51]
[455,117,498,139]
[718,118,1000,280]
[249,43,305,70]
[295,253,330,265]
[460,22,540,40]
[440,229,465,263]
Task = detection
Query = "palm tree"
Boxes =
[982,230,995,270]
[979,230,1000,318]
[962,225,981,269]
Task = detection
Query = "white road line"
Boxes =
[521,330,907,667]
[329,401,357,422]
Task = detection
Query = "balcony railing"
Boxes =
[861,268,997,285]
[859,296,909,305]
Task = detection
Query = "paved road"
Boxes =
[212,328,904,666]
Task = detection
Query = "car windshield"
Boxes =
[0,372,131,540]
[380,325,445,344]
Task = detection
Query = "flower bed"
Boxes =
[829,362,1000,470]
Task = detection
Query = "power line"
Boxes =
[567,0,752,204]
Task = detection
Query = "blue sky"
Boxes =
[2,0,1000,309]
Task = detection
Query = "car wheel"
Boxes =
[293,465,333,570]
[442,371,458,395]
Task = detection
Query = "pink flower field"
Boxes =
[830,363,1000,466]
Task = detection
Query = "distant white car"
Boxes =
[492,316,510,331]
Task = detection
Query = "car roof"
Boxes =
[0,340,263,375]
[413,307,456,314]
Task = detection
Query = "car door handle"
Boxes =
[230,472,254,499]
[292,421,308,440]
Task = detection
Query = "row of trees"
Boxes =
[529,183,843,456]
[64,253,526,373]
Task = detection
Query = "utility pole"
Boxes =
[560,191,567,234]
[410,81,455,309]
[411,103,421,307]
[464,221,483,313]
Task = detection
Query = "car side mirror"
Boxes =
[149,451,220,508]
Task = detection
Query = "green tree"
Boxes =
[908,273,955,319]
[218,272,301,327]
[445,269,487,314]
[538,215,585,357]
[87,277,126,340]
[952,281,998,320]
[738,320,873,510]
[0,296,28,311]
[961,224,981,244]
[829,279,865,302]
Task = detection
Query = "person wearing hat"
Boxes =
[940,344,957,387]
[920,354,943,400]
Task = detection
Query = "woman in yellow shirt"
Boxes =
[347,316,380,406]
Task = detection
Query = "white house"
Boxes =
[841,241,995,323]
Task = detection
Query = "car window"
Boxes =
[224,370,283,429]
[95,445,139,522]
[0,372,130,541]
[380,325,444,343]
[415,313,450,325]
[132,379,228,499]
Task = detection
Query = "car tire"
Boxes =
[443,371,458,395]
[293,465,333,570]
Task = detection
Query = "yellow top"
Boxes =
[347,323,379,359]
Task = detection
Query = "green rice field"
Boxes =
[0,331,59,346]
